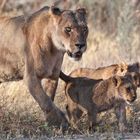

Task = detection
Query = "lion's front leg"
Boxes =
[41,78,58,101]
[24,58,68,129]
[25,74,68,127]
[114,103,127,132]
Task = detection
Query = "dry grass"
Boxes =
[0,0,140,139]
[0,79,140,139]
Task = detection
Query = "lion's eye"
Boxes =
[65,27,71,33]
[83,26,88,32]
[120,68,124,72]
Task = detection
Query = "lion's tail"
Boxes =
[60,71,74,83]
[60,71,102,85]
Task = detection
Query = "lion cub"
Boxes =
[69,63,128,80]
[69,62,140,80]
[60,72,137,131]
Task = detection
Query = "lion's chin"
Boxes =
[126,99,136,105]
[126,101,133,105]
[67,50,82,61]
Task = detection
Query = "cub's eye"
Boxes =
[83,26,88,32]
[120,68,124,72]
[126,87,131,92]
[133,75,137,81]
[65,27,71,33]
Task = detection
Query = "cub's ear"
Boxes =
[133,62,140,72]
[112,76,122,88]
[50,6,62,15]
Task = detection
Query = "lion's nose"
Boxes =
[131,96,136,102]
[75,43,85,49]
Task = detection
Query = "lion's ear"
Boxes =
[76,6,87,15]
[50,6,62,15]
[112,76,122,88]
[75,7,87,22]
[76,8,87,14]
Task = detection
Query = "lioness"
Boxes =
[0,6,88,127]
[60,72,137,131]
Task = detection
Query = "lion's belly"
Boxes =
[0,61,25,83]
[0,67,24,83]
[97,102,114,112]
[0,48,25,82]
[0,17,26,82]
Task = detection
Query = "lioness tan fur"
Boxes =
[0,6,88,127]
[60,72,137,131]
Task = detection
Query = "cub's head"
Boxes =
[128,62,140,73]
[126,72,140,87]
[50,6,88,61]
[112,76,137,104]
[114,63,128,76]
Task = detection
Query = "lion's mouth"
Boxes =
[67,50,82,60]
[126,101,133,105]
[126,98,136,105]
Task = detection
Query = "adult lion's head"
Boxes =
[23,6,88,61]
[50,6,88,61]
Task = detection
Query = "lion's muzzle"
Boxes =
[127,95,137,103]
[67,43,87,60]
[67,50,83,60]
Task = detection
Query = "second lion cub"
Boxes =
[60,72,137,132]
